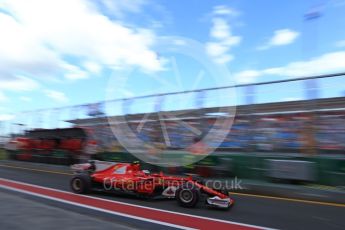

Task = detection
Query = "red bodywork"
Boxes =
[90,162,229,199]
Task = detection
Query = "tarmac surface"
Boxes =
[0,190,138,230]
[0,161,344,230]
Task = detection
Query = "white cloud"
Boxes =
[258,29,299,50]
[234,70,261,84]
[44,90,69,103]
[270,29,299,46]
[336,39,345,48]
[62,63,89,81]
[0,76,39,100]
[96,0,148,19]
[206,42,228,57]
[0,10,82,82]
[19,96,32,102]
[0,113,14,121]
[213,54,234,64]
[0,0,163,83]
[0,76,39,91]
[265,52,345,77]
[0,91,7,102]
[210,18,232,40]
[213,5,240,17]
[83,61,102,75]
[206,8,241,64]
[234,51,345,83]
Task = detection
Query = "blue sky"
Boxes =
[1,0,345,124]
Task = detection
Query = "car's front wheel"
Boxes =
[176,184,200,208]
[70,174,91,194]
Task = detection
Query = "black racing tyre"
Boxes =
[176,184,200,208]
[70,174,92,194]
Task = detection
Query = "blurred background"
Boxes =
[0,0,345,187]
[1,72,345,187]
[1,1,345,229]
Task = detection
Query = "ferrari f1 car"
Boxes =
[70,161,234,209]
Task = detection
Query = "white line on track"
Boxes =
[0,181,195,230]
[0,178,275,230]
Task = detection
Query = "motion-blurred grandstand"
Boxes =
[1,72,345,156]
[68,96,345,154]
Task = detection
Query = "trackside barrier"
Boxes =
[267,160,316,182]
[94,152,345,186]
[0,148,7,160]
[6,149,75,165]
[4,149,345,186]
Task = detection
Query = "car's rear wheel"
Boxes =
[70,174,91,194]
[176,184,200,208]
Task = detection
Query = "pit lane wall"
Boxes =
[92,151,345,186]
[4,148,345,186]
[0,148,7,160]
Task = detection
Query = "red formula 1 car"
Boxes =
[70,161,234,209]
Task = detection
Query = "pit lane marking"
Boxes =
[229,192,345,208]
[0,178,272,230]
[0,184,195,230]
[0,163,73,176]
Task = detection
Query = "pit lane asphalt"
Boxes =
[0,165,344,230]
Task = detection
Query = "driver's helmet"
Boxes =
[131,161,140,171]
